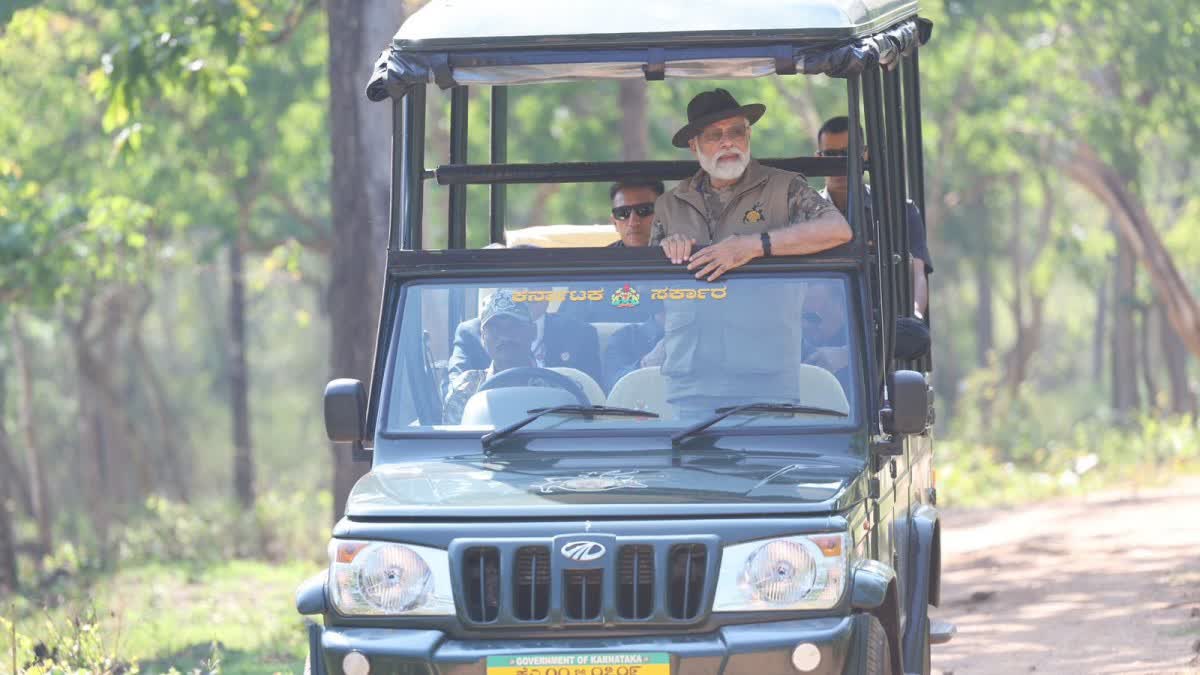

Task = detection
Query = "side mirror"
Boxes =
[324,378,366,442]
[888,370,929,435]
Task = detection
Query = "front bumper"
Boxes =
[318,614,867,675]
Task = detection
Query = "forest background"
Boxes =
[1,0,1199,672]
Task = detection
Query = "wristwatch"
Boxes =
[760,231,772,257]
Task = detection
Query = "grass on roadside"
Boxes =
[936,415,1200,508]
[2,559,321,674]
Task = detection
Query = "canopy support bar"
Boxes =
[903,45,931,372]
[902,47,926,222]
[846,75,866,242]
[388,99,403,251]
[434,156,848,186]
[490,86,509,244]
[884,64,911,324]
[400,85,427,250]
[448,86,469,249]
[862,66,892,386]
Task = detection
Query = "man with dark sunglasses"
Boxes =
[609,178,664,248]
[818,115,932,362]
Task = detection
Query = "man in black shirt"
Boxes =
[817,116,932,361]
[608,178,664,248]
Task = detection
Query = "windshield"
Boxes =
[381,272,861,436]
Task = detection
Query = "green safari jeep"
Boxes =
[297,1,952,674]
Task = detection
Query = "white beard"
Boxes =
[697,146,749,182]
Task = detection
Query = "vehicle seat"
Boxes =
[795,364,850,414]
[590,322,631,358]
[461,386,578,428]
[504,224,618,248]
[607,367,676,418]
[548,367,606,405]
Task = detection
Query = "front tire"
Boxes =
[868,615,894,675]
[855,614,894,675]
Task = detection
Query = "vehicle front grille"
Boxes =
[563,569,604,620]
[617,544,654,619]
[453,537,716,627]
[514,546,551,621]
[461,547,500,623]
[668,543,707,620]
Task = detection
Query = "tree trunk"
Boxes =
[0,477,15,593]
[8,313,53,564]
[229,229,255,508]
[130,320,191,502]
[0,381,33,519]
[1008,177,1027,392]
[1159,298,1195,417]
[618,80,648,161]
[1066,142,1200,360]
[325,0,406,521]
[0,367,19,592]
[975,257,994,368]
[1093,272,1108,387]
[1139,305,1158,410]
[1111,228,1139,415]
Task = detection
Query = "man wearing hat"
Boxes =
[443,290,540,425]
[650,90,852,416]
[652,88,852,280]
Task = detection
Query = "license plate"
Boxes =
[486,652,671,675]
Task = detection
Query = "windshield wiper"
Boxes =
[481,405,659,450]
[671,402,848,445]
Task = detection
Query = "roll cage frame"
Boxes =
[366,14,932,447]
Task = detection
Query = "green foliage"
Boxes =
[116,491,330,571]
[939,363,1200,506]
[0,606,138,674]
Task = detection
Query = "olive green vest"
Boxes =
[652,160,805,406]
[651,159,795,245]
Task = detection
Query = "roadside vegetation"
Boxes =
[2,490,326,673]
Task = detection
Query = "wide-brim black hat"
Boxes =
[672,88,766,148]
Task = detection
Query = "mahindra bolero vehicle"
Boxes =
[296,1,952,673]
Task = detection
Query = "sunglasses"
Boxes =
[698,124,749,145]
[612,203,655,220]
[818,148,849,157]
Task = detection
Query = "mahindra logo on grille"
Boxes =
[561,540,606,562]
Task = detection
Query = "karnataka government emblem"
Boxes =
[610,284,641,308]
[743,203,765,224]
[534,470,661,494]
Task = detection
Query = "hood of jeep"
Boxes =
[345,438,867,518]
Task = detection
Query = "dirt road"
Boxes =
[930,478,1200,675]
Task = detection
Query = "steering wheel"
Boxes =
[476,367,590,407]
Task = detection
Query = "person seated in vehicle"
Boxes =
[446,288,602,384]
[556,179,664,325]
[444,290,545,424]
[601,299,666,391]
[801,281,852,394]
[817,115,932,361]
[652,88,852,280]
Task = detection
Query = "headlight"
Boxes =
[713,534,848,612]
[329,540,454,616]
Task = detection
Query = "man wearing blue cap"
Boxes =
[443,290,539,425]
